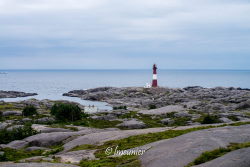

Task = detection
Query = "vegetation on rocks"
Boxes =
[72,122,250,167]
[0,147,43,162]
[80,155,140,167]
[73,118,122,129]
[22,105,37,116]
[51,103,86,122]
[113,106,127,110]
[186,141,250,167]
[201,114,221,124]
[0,123,37,144]
[148,104,157,110]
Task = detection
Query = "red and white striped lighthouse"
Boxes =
[152,64,158,87]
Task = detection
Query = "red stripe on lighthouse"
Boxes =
[152,64,158,87]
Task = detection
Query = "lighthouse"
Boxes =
[152,64,158,87]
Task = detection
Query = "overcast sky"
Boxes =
[0,0,250,69]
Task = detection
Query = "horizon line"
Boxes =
[1,69,250,71]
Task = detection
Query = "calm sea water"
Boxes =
[0,70,250,109]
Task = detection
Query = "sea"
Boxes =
[0,70,250,110]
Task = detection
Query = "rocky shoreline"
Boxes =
[63,86,250,111]
[0,91,37,99]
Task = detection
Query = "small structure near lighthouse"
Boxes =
[152,64,158,87]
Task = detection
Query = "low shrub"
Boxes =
[201,115,221,124]
[22,105,37,116]
[113,106,127,110]
[148,104,157,110]
[0,123,37,144]
[51,103,84,122]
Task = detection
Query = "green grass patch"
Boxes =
[228,115,240,121]
[196,114,221,124]
[0,148,43,162]
[73,118,122,129]
[0,103,16,111]
[186,142,250,167]
[71,144,96,151]
[49,124,78,131]
[80,155,140,167]
[118,111,165,128]
[172,117,191,126]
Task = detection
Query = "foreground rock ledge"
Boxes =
[0,90,37,98]
[139,124,250,167]
[0,162,78,167]
[193,147,250,167]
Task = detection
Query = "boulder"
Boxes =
[139,105,184,115]
[161,118,174,125]
[0,122,9,130]
[19,156,45,163]
[55,150,96,164]
[2,111,22,116]
[35,117,55,124]
[219,117,233,123]
[117,119,147,129]
[2,127,107,149]
[174,112,192,118]
[1,140,29,149]
[40,128,73,133]
[25,146,49,152]
[0,162,79,167]
[236,100,250,110]
[21,118,32,123]
[6,125,24,131]
[91,114,117,121]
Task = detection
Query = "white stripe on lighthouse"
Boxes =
[153,74,157,80]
